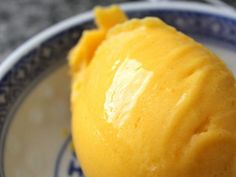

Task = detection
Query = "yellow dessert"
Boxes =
[69,6,236,177]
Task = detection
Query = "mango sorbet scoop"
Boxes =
[69,6,236,177]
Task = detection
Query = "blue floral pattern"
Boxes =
[0,8,236,177]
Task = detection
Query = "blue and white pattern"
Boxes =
[128,10,236,45]
[0,3,236,177]
[54,136,84,177]
[0,22,92,177]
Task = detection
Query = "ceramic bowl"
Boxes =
[0,2,236,177]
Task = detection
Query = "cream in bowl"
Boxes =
[0,2,236,177]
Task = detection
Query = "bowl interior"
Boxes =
[1,2,236,177]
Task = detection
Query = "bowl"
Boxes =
[0,1,236,177]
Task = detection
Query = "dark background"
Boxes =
[0,0,236,61]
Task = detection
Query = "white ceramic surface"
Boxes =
[0,2,236,177]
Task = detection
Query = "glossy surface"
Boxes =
[70,6,236,177]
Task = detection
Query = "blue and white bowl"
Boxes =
[0,2,236,177]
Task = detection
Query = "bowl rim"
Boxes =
[1,1,236,176]
[1,1,236,81]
